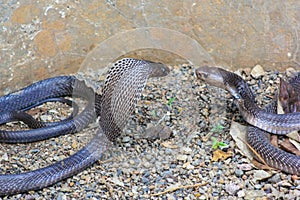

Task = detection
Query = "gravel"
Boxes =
[1,64,300,199]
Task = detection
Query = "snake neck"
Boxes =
[219,69,255,101]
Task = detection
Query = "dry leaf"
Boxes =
[289,138,300,151]
[280,139,300,156]
[287,131,300,143]
[229,121,253,160]
[212,149,233,162]
[251,159,275,171]
[270,135,278,147]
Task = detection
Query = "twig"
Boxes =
[151,182,208,196]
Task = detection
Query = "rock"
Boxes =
[40,115,52,122]
[56,193,67,200]
[237,190,245,198]
[182,162,194,170]
[254,184,262,189]
[2,153,8,161]
[269,174,281,183]
[122,136,131,143]
[244,190,265,199]
[251,65,265,78]
[278,180,292,187]
[144,124,172,140]
[225,183,240,195]
[252,170,272,182]
[182,147,193,154]
[238,163,253,171]
[235,169,244,177]
[176,154,188,161]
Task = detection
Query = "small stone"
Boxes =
[56,193,67,200]
[254,184,262,189]
[244,190,265,199]
[235,169,244,177]
[129,159,135,165]
[278,180,292,187]
[40,115,52,122]
[2,153,8,161]
[122,136,131,143]
[252,170,272,182]
[158,126,172,140]
[251,65,265,78]
[238,163,253,171]
[182,147,193,154]
[182,162,194,170]
[71,142,77,149]
[176,154,187,161]
[141,177,149,184]
[30,149,40,153]
[144,124,172,140]
[237,190,245,198]
[143,162,152,168]
[225,183,240,195]
[269,174,281,183]
[292,189,300,197]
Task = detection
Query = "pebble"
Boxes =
[122,136,131,143]
[237,163,253,171]
[269,173,281,183]
[237,189,245,197]
[2,152,8,161]
[244,190,266,199]
[225,183,240,195]
[250,64,265,78]
[252,170,272,182]
[40,115,52,122]
[56,193,67,200]
[1,64,298,199]
[176,154,187,161]
[234,169,244,177]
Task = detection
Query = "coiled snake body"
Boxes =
[0,58,169,195]
[196,66,300,175]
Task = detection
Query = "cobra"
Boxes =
[196,66,300,175]
[0,58,169,195]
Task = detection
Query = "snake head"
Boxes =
[146,60,170,78]
[195,66,227,90]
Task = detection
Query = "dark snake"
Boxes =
[196,66,300,175]
[0,58,169,195]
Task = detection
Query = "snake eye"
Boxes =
[195,70,207,80]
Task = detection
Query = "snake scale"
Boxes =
[0,58,169,196]
[196,66,300,175]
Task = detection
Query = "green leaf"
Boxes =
[211,137,219,149]
[211,124,224,133]
[167,97,176,107]
[151,110,156,117]
[218,142,228,147]
[211,137,228,149]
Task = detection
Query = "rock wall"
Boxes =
[1,0,300,92]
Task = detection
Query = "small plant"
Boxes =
[167,97,176,107]
[211,137,228,149]
[151,110,157,117]
[210,124,227,149]
[211,124,224,133]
